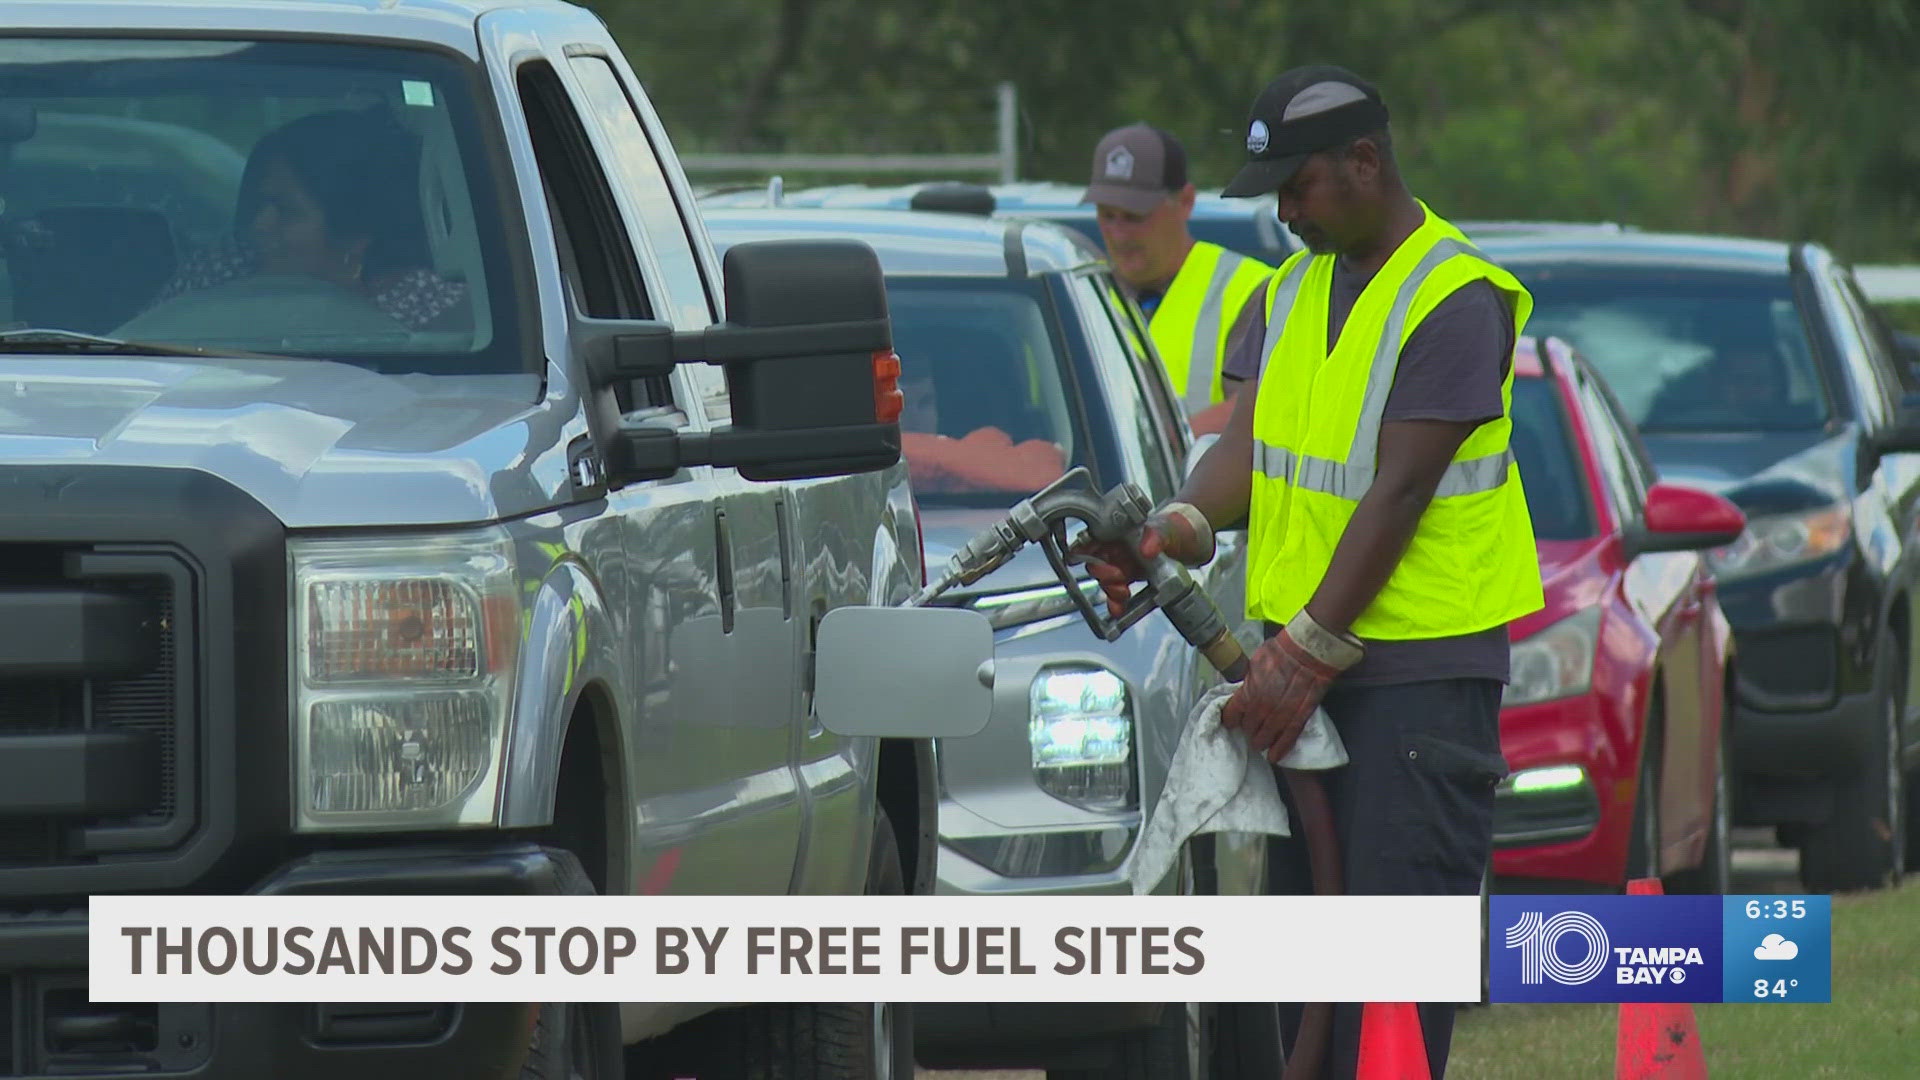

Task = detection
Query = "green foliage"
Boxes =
[584,0,1920,262]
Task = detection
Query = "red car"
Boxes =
[1495,336,1748,892]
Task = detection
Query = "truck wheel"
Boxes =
[1045,1002,1209,1080]
[635,810,912,1080]
[1801,639,1906,892]
[522,848,624,1080]
[1667,715,1732,895]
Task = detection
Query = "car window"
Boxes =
[1508,376,1598,541]
[566,55,713,331]
[1571,366,1645,527]
[1515,268,1829,433]
[0,37,523,372]
[1066,272,1178,502]
[1092,271,1189,468]
[1835,268,1919,408]
[883,276,1086,506]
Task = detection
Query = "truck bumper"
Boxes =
[0,843,567,1079]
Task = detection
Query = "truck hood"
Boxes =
[0,358,575,528]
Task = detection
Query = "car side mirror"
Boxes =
[1184,432,1220,480]
[576,238,902,484]
[1624,481,1747,559]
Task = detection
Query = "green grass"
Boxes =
[1450,879,1920,1079]
[1873,301,1920,335]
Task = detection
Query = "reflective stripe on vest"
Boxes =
[1149,242,1271,414]
[1179,249,1252,414]
[1253,238,1511,501]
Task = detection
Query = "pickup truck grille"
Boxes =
[0,563,185,868]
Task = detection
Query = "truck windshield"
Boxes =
[1515,269,1829,433]
[0,38,521,373]
[888,277,1089,507]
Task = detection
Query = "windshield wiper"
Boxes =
[0,328,295,361]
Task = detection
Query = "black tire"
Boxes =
[1624,709,1662,885]
[633,810,912,1080]
[1800,637,1907,892]
[1046,1002,1207,1080]
[1667,704,1732,895]
[521,849,624,1080]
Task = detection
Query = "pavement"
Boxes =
[913,829,1805,1079]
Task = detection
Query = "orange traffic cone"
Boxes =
[1616,877,1709,1079]
[1355,1001,1430,1079]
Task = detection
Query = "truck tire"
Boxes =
[521,848,624,1080]
[634,810,912,1080]
[1800,637,1906,892]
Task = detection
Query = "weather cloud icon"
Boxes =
[1754,934,1799,961]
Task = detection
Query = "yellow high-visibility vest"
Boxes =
[1245,204,1543,638]
[1148,241,1273,415]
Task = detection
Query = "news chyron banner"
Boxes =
[1488,895,1832,1004]
[90,896,1484,1004]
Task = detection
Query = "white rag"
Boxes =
[1128,681,1348,895]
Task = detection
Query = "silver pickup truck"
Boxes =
[0,3,988,1078]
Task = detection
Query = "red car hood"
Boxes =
[1509,536,1612,641]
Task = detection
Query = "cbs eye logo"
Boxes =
[1503,911,1610,986]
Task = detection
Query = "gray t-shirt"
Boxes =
[1222,257,1517,686]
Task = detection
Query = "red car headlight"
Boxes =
[1504,606,1600,707]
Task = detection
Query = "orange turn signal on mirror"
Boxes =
[873,349,904,424]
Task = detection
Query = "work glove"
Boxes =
[1223,609,1365,762]
[1073,502,1214,619]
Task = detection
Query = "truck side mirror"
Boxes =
[577,238,903,484]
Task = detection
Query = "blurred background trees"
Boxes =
[585,0,1920,263]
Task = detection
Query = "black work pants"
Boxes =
[1268,677,1506,1080]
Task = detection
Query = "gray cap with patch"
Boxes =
[1221,65,1390,198]
[1080,123,1190,214]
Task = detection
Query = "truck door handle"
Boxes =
[714,509,735,634]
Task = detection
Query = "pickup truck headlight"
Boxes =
[1029,665,1136,812]
[291,528,520,831]
[1705,505,1849,581]
[1503,606,1600,708]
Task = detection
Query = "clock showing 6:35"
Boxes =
[1723,895,1830,1003]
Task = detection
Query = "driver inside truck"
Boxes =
[142,105,469,331]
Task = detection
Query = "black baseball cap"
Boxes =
[1221,65,1390,198]
[1080,123,1190,214]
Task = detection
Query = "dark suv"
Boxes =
[1481,231,1920,892]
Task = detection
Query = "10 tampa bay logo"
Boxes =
[1490,894,1758,1004]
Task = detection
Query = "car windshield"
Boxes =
[1509,376,1597,541]
[887,277,1085,506]
[1512,268,1828,433]
[0,38,520,373]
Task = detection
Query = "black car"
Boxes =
[1481,231,1920,892]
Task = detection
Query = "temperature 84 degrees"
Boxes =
[1754,978,1801,999]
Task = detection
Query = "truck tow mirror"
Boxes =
[577,238,902,484]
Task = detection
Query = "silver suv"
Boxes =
[707,206,1279,1078]
[0,3,988,1078]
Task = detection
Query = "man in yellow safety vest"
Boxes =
[1080,67,1544,1079]
[1081,123,1273,435]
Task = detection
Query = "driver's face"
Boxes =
[249,157,362,286]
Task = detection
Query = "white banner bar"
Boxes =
[89,895,1481,1003]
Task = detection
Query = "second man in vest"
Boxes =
[1081,123,1273,434]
